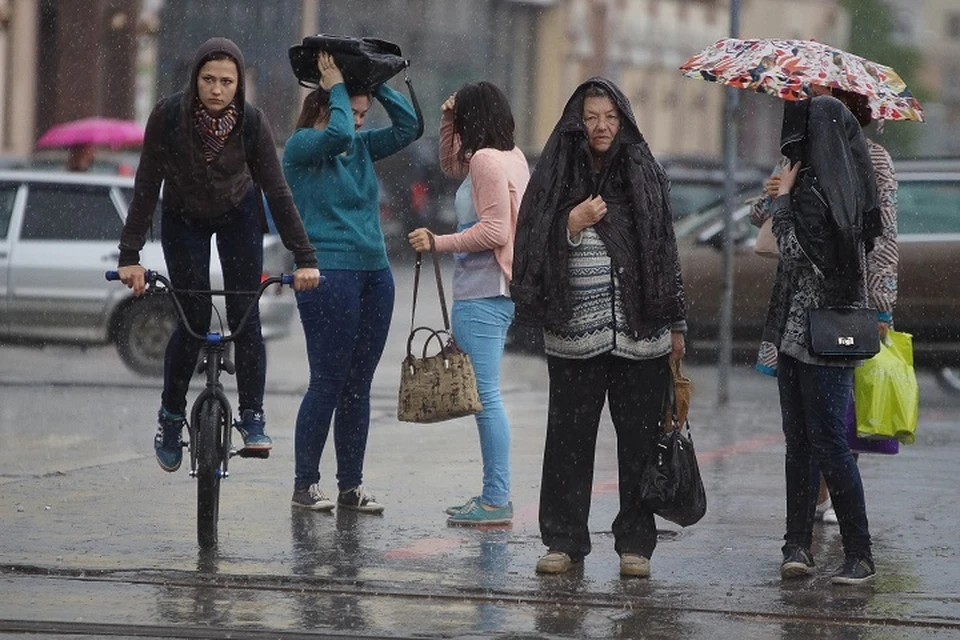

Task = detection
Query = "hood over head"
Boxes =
[512,76,684,333]
[188,37,247,119]
[554,77,643,153]
[780,95,878,294]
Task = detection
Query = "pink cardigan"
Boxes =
[432,111,529,282]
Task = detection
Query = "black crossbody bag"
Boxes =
[808,307,880,359]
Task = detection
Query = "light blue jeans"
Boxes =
[451,296,514,508]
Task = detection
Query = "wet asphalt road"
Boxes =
[1,259,960,639]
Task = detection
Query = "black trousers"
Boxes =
[539,353,670,559]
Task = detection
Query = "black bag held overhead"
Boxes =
[288,33,424,140]
[289,34,407,92]
[808,307,880,359]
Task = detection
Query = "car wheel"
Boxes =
[935,367,960,395]
[115,296,175,377]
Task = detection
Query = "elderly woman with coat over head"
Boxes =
[512,77,687,578]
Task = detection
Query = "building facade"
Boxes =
[887,0,960,155]
[529,0,847,165]
[5,0,953,163]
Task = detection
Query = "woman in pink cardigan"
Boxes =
[408,82,530,526]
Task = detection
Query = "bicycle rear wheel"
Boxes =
[196,396,225,549]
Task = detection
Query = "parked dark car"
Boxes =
[376,138,459,256]
[677,158,960,393]
[506,158,960,394]
[658,155,768,220]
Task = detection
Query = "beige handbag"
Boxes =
[397,247,482,423]
[754,216,779,259]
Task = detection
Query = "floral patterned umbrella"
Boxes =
[680,38,924,122]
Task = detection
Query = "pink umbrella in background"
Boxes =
[36,117,145,150]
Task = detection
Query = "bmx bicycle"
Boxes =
[106,269,295,549]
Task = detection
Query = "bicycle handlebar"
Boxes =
[105,270,300,343]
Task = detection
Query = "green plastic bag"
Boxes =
[854,330,919,444]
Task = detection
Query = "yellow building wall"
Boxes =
[530,0,849,159]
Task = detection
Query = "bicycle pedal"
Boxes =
[235,448,270,459]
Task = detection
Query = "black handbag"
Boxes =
[639,366,707,527]
[289,34,408,92]
[808,307,880,359]
[287,33,424,140]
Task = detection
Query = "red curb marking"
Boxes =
[385,536,469,560]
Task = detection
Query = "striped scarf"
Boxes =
[193,100,238,163]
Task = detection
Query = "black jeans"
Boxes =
[777,354,871,559]
[160,187,265,417]
[540,353,670,559]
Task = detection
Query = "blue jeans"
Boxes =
[160,187,264,417]
[294,269,394,492]
[451,297,514,508]
[777,354,872,558]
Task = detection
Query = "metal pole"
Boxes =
[717,0,740,406]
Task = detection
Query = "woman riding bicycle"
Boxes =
[116,37,321,473]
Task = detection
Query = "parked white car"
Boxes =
[0,169,297,376]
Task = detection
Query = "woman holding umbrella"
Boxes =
[763,95,879,585]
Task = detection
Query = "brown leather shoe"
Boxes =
[620,553,651,578]
[536,551,579,574]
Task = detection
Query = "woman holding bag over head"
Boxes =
[408,82,530,526]
[763,95,879,585]
[284,52,419,513]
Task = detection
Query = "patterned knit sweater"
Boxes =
[543,228,681,360]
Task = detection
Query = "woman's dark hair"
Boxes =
[294,86,372,130]
[453,81,515,163]
[197,52,239,76]
[583,84,611,101]
[832,88,873,128]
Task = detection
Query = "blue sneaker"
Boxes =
[235,409,272,451]
[447,500,513,526]
[445,496,480,516]
[154,408,186,472]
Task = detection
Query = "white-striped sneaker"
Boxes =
[338,486,384,514]
[291,484,335,511]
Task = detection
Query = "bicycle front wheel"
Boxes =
[196,396,225,549]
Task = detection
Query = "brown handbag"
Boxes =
[663,358,692,431]
[754,216,779,259]
[397,247,482,423]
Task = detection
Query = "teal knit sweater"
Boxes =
[283,83,418,270]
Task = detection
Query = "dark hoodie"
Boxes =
[511,77,685,338]
[119,37,317,269]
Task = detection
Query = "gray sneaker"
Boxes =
[291,484,335,511]
[338,486,384,514]
[780,545,816,579]
[830,555,876,585]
